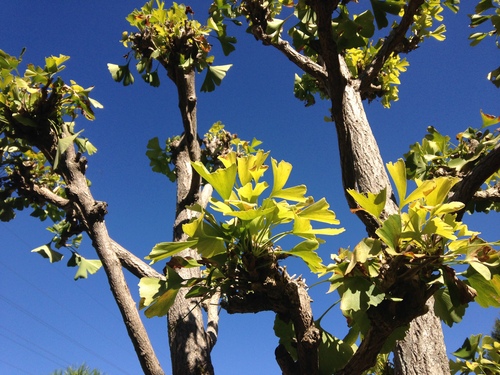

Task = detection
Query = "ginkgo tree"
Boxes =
[1,1,500,375]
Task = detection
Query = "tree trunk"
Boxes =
[394,298,450,375]
[168,68,215,375]
[309,2,451,371]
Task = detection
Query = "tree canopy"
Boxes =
[0,1,499,374]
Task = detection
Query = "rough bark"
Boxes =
[394,297,450,375]
[167,67,215,375]
[222,266,320,375]
[309,1,450,373]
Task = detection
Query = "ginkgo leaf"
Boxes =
[402,179,436,207]
[139,267,184,318]
[347,189,386,220]
[375,214,401,254]
[386,159,407,208]
[53,131,83,170]
[422,217,457,241]
[424,176,460,207]
[192,161,237,200]
[480,109,500,127]
[146,240,198,264]
[298,198,341,224]
[271,158,293,194]
[200,64,232,92]
[31,243,64,263]
[67,253,102,280]
[345,238,382,275]
[287,239,324,273]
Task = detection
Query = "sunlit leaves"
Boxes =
[146,240,198,264]
[145,146,344,312]
[107,63,134,86]
[468,0,500,86]
[450,334,500,375]
[480,109,500,127]
[138,267,183,318]
[192,161,237,200]
[347,188,386,220]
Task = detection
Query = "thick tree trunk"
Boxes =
[394,298,450,375]
[168,68,215,375]
[309,2,451,372]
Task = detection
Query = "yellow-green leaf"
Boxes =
[402,179,436,207]
[146,240,198,264]
[387,159,407,208]
[192,161,237,200]
[424,176,460,207]
[347,188,386,220]
[480,110,500,128]
[298,198,341,224]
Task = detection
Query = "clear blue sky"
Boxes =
[0,1,498,374]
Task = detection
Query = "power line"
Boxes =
[0,293,132,375]
[0,358,33,375]
[0,259,128,353]
[0,327,67,369]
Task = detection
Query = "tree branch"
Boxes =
[450,143,500,220]
[243,0,327,82]
[359,0,425,95]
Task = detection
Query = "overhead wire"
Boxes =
[0,293,132,375]
[0,326,67,369]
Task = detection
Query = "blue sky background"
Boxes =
[0,1,498,374]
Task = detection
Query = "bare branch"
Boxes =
[473,183,500,202]
[252,31,327,82]
[111,240,165,280]
[31,185,70,207]
[359,0,425,94]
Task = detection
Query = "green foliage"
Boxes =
[469,0,500,87]
[146,136,178,181]
[404,111,500,213]
[450,334,500,374]
[324,158,499,334]
[110,1,232,91]
[141,143,344,315]
[0,50,101,277]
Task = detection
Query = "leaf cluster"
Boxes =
[139,144,344,317]
[322,157,499,347]
[0,50,103,279]
[108,1,233,92]
[405,111,500,213]
[450,334,500,374]
[469,0,500,87]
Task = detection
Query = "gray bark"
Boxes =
[167,68,215,375]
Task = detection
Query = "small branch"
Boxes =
[31,184,70,207]
[359,0,425,94]
[450,143,500,220]
[473,184,500,202]
[243,0,327,82]
[252,29,327,82]
[111,239,165,280]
